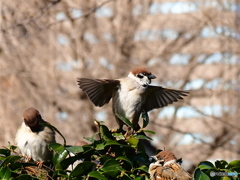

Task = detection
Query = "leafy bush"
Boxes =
[1,114,240,179]
[194,160,240,180]
[0,116,154,180]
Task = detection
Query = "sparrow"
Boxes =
[77,67,188,131]
[15,107,56,162]
[149,151,191,180]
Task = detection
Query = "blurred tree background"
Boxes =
[0,0,240,173]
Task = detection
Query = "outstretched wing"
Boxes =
[143,86,189,112]
[77,78,120,107]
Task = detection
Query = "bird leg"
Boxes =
[124,127,133,138]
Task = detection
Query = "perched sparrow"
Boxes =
[149,151,191,180]
[77,67,188,130]
[15,107,56,162]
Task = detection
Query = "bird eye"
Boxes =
[137,74,143,78]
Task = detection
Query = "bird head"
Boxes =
[23,107,42,131]
[152,150,177,166]
[128,67,156,87]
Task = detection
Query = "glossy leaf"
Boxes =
[53,149,69,169]
[0,166,11,180]
[227,160,240,168]
[127,136,139,148]
[96,143,105,150]
[133,153,149,165]
[198,161,214,170]
[49,143,65,154]
[65,146,84,154]
[116,156,133,167]
[194,168,210,180]
[105,140,121,146]
[113,133,125,140]
[134,134,152,141]
[136,165,149,173]
[100,125,114,141]
[142,130,155,134]
[0,155,21,168]
[88,171,108,180]
[116,114,133,127]
[70,161,95,177]
[215,160,228,169]
[0,149,11,157]
[141,112,149,128]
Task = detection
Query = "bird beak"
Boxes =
[150,155,158,161]
[148,74,156,79]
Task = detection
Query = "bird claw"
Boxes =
[36,161,44,168]
[24,156,32,162]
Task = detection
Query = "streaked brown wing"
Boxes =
[143,86,189,112]
[155,163,191,180]
[77,78,120,107]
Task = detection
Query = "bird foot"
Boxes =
[36,161,44,168]
[24,156,32,162]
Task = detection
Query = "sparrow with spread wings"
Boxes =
[77,67,189,131]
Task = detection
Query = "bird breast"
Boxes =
[112,78,147,120]
[15,122,55,162]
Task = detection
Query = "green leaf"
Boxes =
[136,165,149,173]
[112,133,125,140]
[127,136,139,148]
[84,132,98,143]
[96,143,105,150]
[0,166,11,180]
[105,140,121,146]
[116,156,133,167]
[88,171,108,180]
[215,160,228,169]
[116,114,133,127]
[49,143,65,153]
[0,155,21,168]
[194,168,210,180]
[65,146,84,154]
[101,159,120,171]
[133,153,149,165]
[133,177,143,180]
[70,161,95,177]
[101,159,124,177]
[141,112,149,128]
[142,130,155,134]
[222,177,231,180]
[100,125,114,141]
[227,160,240,168]
[53,149,69,169]
[0,149,11,157]
[198,161,214,170]
[100,155,114,164]
[134,134,152,141]
[9,145,18,151]
[40,122,66,146]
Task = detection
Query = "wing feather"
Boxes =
[77,78,120,107]
[143,86,189,112]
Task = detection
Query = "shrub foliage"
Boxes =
[0,115,239,179]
